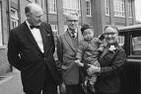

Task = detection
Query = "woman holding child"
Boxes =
[76,25,126,94]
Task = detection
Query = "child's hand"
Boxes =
[75,60,84,67]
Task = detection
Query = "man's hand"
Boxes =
[87,64,101,75]
[75,60,84,67]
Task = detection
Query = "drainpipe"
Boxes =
[7,0,11,32]
[80,0,83,25]
[46,0,49,23]
[18,0,21,24]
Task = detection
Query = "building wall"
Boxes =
[56,0,64,34]
[92,0,105,35]
[0,0,32,75]
[0,0,11,75]
[1,0,136,44]
[104,0,135,28]
[2,0,9,45]
[20,0,30,22]
[0,0,136,75]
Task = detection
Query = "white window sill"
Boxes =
[86,15,92,17]
[48,12,57,14]
[0,45,7,49]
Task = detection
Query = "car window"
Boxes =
[118,36,125,46]
[132,36,141,55]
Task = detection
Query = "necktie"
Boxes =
[71,31,76,38]
[30,25,40,29]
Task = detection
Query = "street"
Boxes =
[0,70,24,94]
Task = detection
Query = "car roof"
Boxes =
[118,24,141,35]
[118,24,141,32]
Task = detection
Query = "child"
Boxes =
[75,24,103,94]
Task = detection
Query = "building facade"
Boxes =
[0,0,136,74]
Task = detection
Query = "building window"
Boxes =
[113,0,125,17]
[11,8,19,29]
[105,0,110,16]
[51,24,58,48]
[36,0,46,12]
[0,3,2,46]
[132,36,141,55]
[48,0,57,14]
[41,0,46,11]
[86,0,91,16]
[63,0,80,15]
[128,0,132,18]
[51,24,58,36]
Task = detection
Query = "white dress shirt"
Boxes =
[26,21,44,53]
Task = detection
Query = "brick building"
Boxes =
[0,0,136,74]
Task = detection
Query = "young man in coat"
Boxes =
[57,13,83,94]
[7,3,61,94]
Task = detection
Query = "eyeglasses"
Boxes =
[67,20,78,22]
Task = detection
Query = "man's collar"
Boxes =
[26,20,31,30]
[67,28,77,38]
[68,28,77,34]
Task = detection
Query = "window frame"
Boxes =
[63,0,80,15]
[0,3,3,46]
[131,35,141,55]
[128,0,133,18]
[105,0,110,16]
[85,0,92,17]
[48,0,57,14]
[51,24,58,36]
[113,0,125,17]
[10,8,19,29]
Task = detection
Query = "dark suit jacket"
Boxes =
[7,22,61,91]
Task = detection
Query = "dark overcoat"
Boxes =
[95,45,126,94]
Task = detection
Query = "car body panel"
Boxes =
[118,25,141,94]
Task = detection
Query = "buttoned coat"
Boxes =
[95,44,126,93]
[57,29,83,85]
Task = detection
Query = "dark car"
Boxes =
[118,24,141,94]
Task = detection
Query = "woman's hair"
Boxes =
[81,24,92,34]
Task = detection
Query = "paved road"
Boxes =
[0,70,24,94]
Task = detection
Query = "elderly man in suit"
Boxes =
[57,13,83,94]
[7,3,61,94]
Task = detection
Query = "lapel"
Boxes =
[39,24,47,53]
[64,30,77,53]
[23,22,44,54]
[39,23,53,54]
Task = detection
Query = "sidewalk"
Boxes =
[0,69,24,94]
[0,69,61,94]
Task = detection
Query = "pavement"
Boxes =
[0,69,61,94]
[0,69,24,94]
